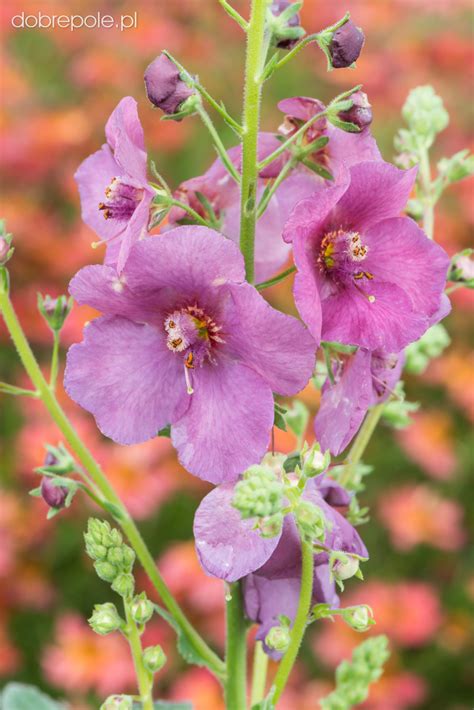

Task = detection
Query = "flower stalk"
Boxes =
[225,583,248,710]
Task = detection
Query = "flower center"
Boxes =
[318,228,376,302]
[99,177,143,221]
[164,305,224,394]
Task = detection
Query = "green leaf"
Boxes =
[301,158,334,181]
[273,401,287,431]
[1,683,65,709]
[153,606,213,671]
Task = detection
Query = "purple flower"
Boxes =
[144,54,195,116]
[315,348,404,456]
[283,161,451,351]
[167,133,317,282]
[194,473,367,657]
[75,97,154,273]
[64,227,316,483]
[276,96,380,183]
[329,20,365,69]
[41,477,68,509]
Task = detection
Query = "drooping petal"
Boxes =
[75,145,125,242]
[224,282,316,396]
[115,191,153,273]
[64,316,188,445]
[315,349,373,456]
[194,484,282,582]
[331,162,417,232]
[171,361,274,483]
[321,280,428,352]
[363,217,450,319]
[105,97,146,157]
[124,227,246,297]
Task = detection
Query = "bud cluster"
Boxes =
[84,518,136,596]
[320,635,390,710]
[233,464,284,520]
[405,324,451,375]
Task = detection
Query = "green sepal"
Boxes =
[157,424,171,437]
[273,400,287,431]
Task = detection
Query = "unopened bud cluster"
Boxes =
[405,323,451,375]
[233,465,284,520]
[84,519,136,595]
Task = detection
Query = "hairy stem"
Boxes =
[250,641,268,706]
[49,330,60,389]
[124,600,154,709]
[225,583,248,710]
[239,0,269,282]
[272,537,314,703]
[0,288,226,681]
[340,402,386,488]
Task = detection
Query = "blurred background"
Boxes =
[0,0,473,708]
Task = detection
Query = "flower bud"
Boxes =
[405,323,451,375]
[302,443,330,478]
[100,696,133,710]
[269,1,305,50]
[337,91,372,131]
[94,561,118,583]
[38,293,72,332]
[329,20,364,69]
[39,444,75,475]
[448,249,474,287]
[40,477,68,509]
[107,546,124,566]
[89,602,123,635]
[331,552,360,582]
[122,545,136,571]
[131,592,154,625]
[265,623,291,653]
[258,512,284,539]
[0,222,14,265]
[233,465,284,520]
[145,54,196,118]
[111,572,135,598]
[295,500,328,541]
[402,85,448,138]
[342,605,374,632]
[0,237,10,264]
[142,644,167,673]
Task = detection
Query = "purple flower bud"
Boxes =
[144,54,195,116]
[41,477,68,509]
[337,91,373,131]
[44,452,59,468]
[329,20,364,69]
[270,1,302,50]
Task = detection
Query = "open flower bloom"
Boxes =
[194,474,367,657]
[166,133,317,282]
[315,349,404,456]
[283,161,451,351]
[75,97,154,272]
[64,227,316,483]
[274,96,381,183]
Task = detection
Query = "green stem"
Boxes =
[197,105,241,183]
[225,583,248,710]
[257,108,327,172]
[272,537,314,704]
[169,200,210,227]
[218,0,249,32]
[0,288,226,681]
[255,265,296,291]
[239,0,269,282]
[256,158,295,218]
[0,382,39,397]
[418,143,434,239]
[340,402,386,488]
[124,600,154,709]
[49,330,60,389]
[250,641,268,706]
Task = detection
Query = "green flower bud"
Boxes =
[88,602,123,635]
[265,623,291,653]
[142,645,167,673]
[100,695,133,710]
[330,552,360,586]
[302,442,330,477]
[86,542,108,561]
[405,324,451,375]
[107,546,124,566]
[342,605,374,632]
[37,293,73,332]
[111,572,135,598]
[233,465,284,520]
[295,500,329,541]
[131,592,154,625]
[94,560,118,583]
[122,545,136,571]
[402,85,449,138]
[258,512,284,539]
[438,150,474,185]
